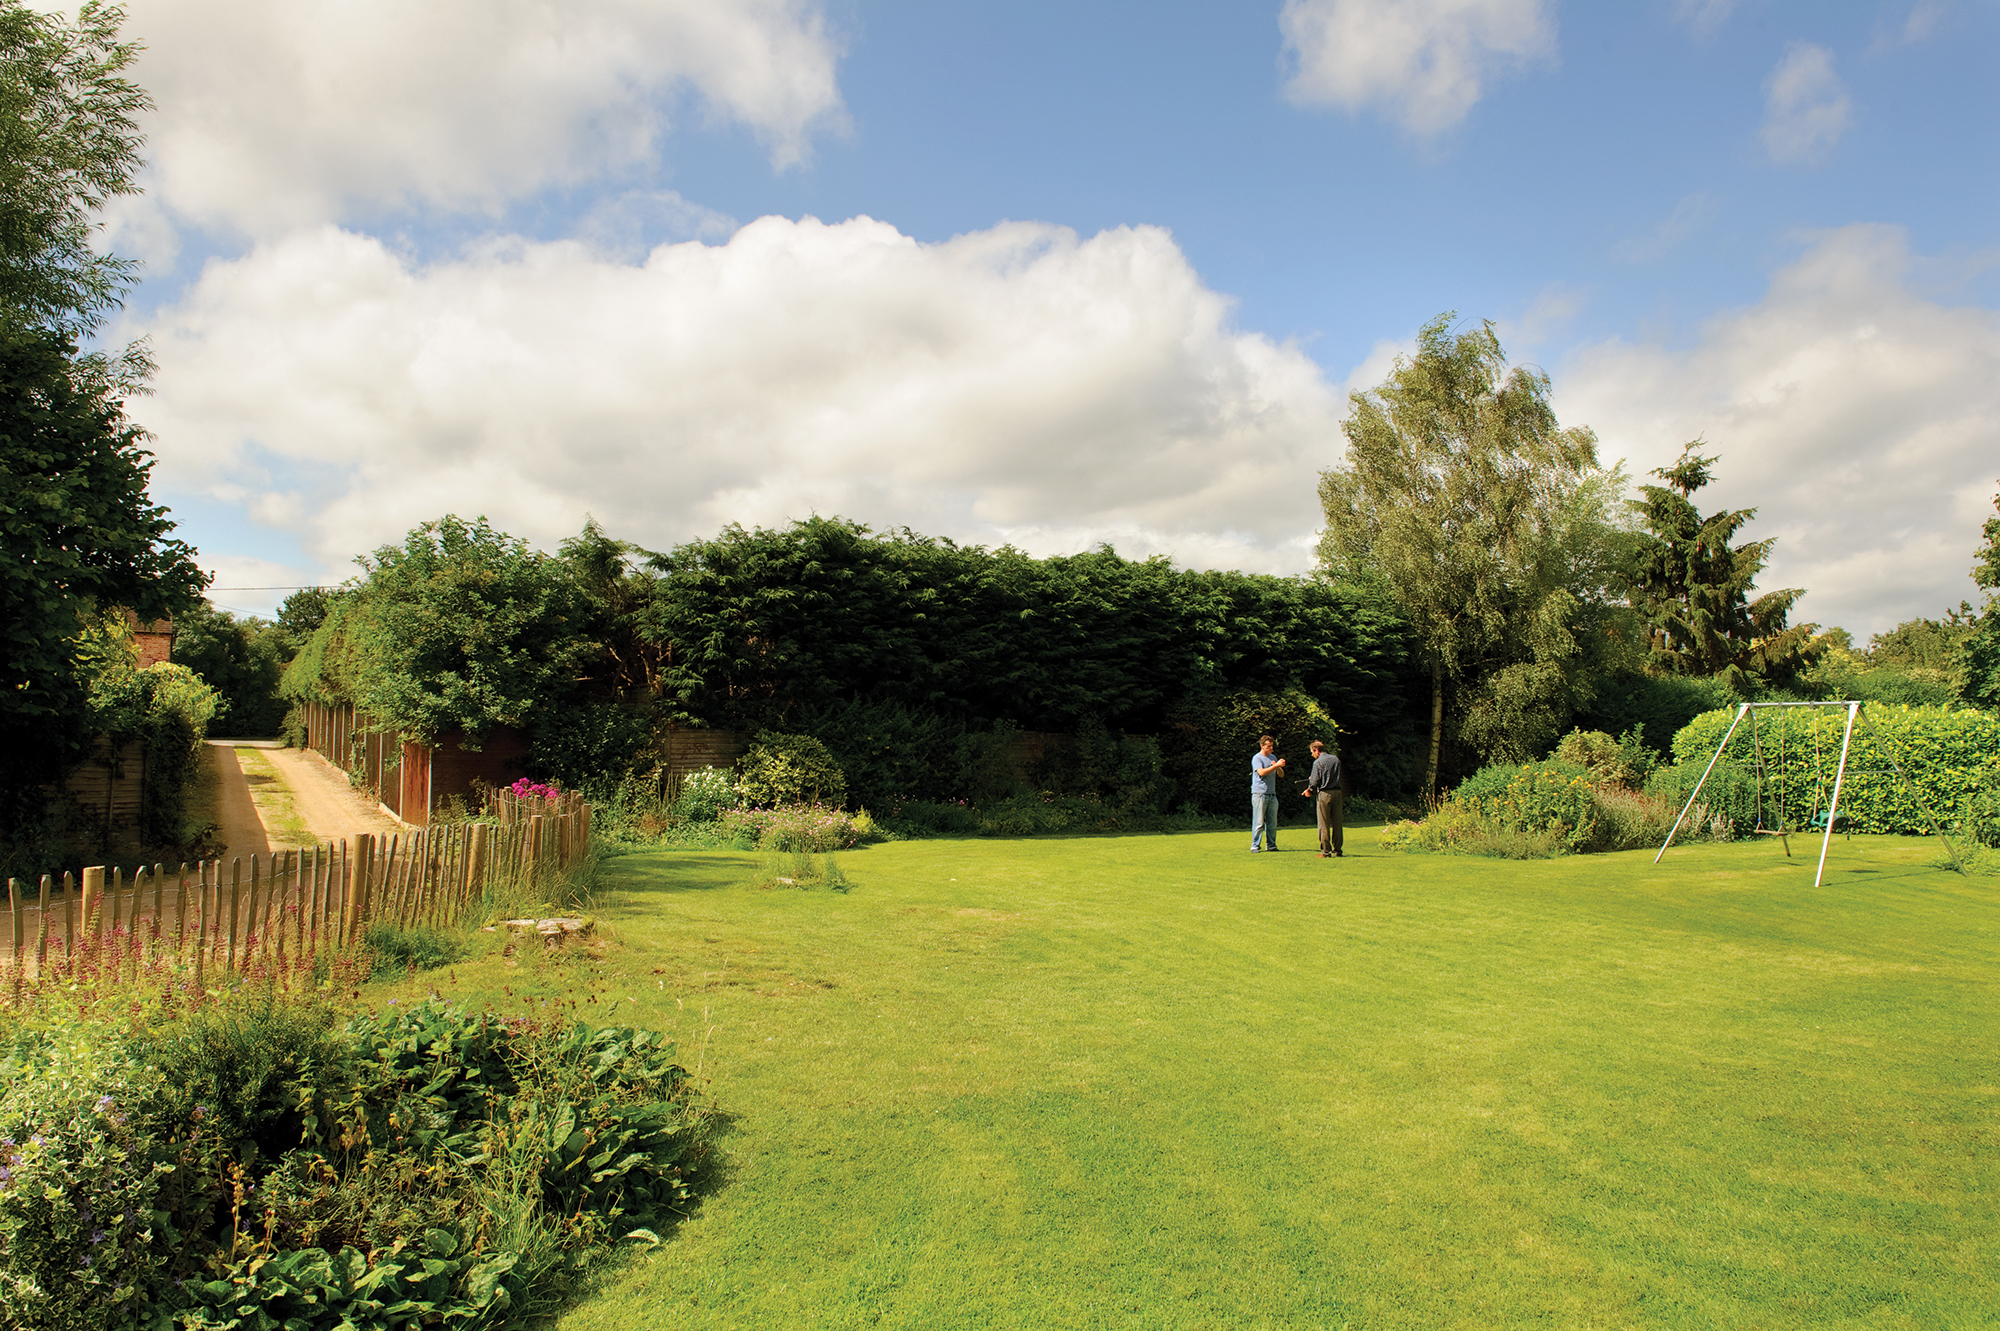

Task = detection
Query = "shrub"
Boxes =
[884,799,982,836]
[976,793,1136,836]
[796,700,974,811]
[1451,758,1597,852]
[949,721,1029,805]
[1959,785,2000,849]
[529,700,654,787]
[1025,717,1175,815]
[1386,755,1691,858]
[1576,669,1738,759]
[1584,786,1688,852]
[1377,804,1561,858]
[1644,762,1757,840]
[0,994,714,1331]
[1553,727,1657,790]
[87,659,222,853]
[721,803,861,852]
[1378,819,1423,851]
[737,733,848,809]
[1670,703,2000,835]
[1346,795,1423,824]
[1162,689,1342,816]
[0,1039,191,1331]
[672,766,738,823]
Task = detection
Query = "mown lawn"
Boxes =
[403,827,1998,1329]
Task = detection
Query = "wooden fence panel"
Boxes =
[2,791,593,988]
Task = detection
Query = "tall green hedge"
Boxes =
[1669,704,2000,835]
[1161,689,1340,817]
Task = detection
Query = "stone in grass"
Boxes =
[484,915,595,954]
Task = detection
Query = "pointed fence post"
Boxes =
[244,857,261,961]
[8,878,22,1000]
[226,859,241,974]
[81,866,104,938]
[36,875,51,975]
[467,823,490,909]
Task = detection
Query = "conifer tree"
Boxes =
[1620,441,1813,691]
[1962,486,2000,709]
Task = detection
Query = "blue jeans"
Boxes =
[1250,794,1279,850]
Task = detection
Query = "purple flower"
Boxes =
[96,1095,114,1112]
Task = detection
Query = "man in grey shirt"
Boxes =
[1301,739,1344,858]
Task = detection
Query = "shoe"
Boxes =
[1250,847,1260,853]
[1335,850,1344,857]
[1317,851,1330,858]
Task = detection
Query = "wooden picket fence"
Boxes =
[1,794,592,992]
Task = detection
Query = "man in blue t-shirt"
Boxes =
[1250,735,1286,852]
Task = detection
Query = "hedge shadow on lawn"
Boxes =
[615,852,763,894]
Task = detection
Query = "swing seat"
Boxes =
[1807,810,1850,834]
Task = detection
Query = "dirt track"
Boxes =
[206,742,273,861]
[207,739,403,852]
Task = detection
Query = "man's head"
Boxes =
[1309,740,1324,755]
[1258,735,1275,754]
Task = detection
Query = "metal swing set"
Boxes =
[1654,700,1969,887]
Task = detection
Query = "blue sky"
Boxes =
[72,0,2000,635]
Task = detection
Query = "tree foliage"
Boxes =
[0,0,149,338]
[559,516,663,698]
[288,513,1429,797]
[171,600,288,736]
[283,516,595,747]
[1317,312,1619,795]
[1620,441,1814,691]
[645,516,1417,738]
[736,731,849,808]
[1965,486,2000,710]
[274,586,333,648]
[1160,688,1340,816]
[0,0,207,848]
[641,516,1423,794]
[0,327,205,826]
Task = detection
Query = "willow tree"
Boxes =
[1317,314,1618,797]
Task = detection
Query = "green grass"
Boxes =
[381,828,2000,1329]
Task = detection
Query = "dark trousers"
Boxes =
[1315,790,1344,855]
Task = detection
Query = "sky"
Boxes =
[48,0,2000,636]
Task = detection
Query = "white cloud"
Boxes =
[94,0,845,237]
[576,190,738,262]
[1279,0,1555,136]
[1501,283,1589,350]
[1556,225,2000,636]
[1900,1,1946,43]
[1670,0,1738,38]
[1612,192,1719,264]
[1761,42,1852,163]
[124,216,1348,579]
[198,555,322,619]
